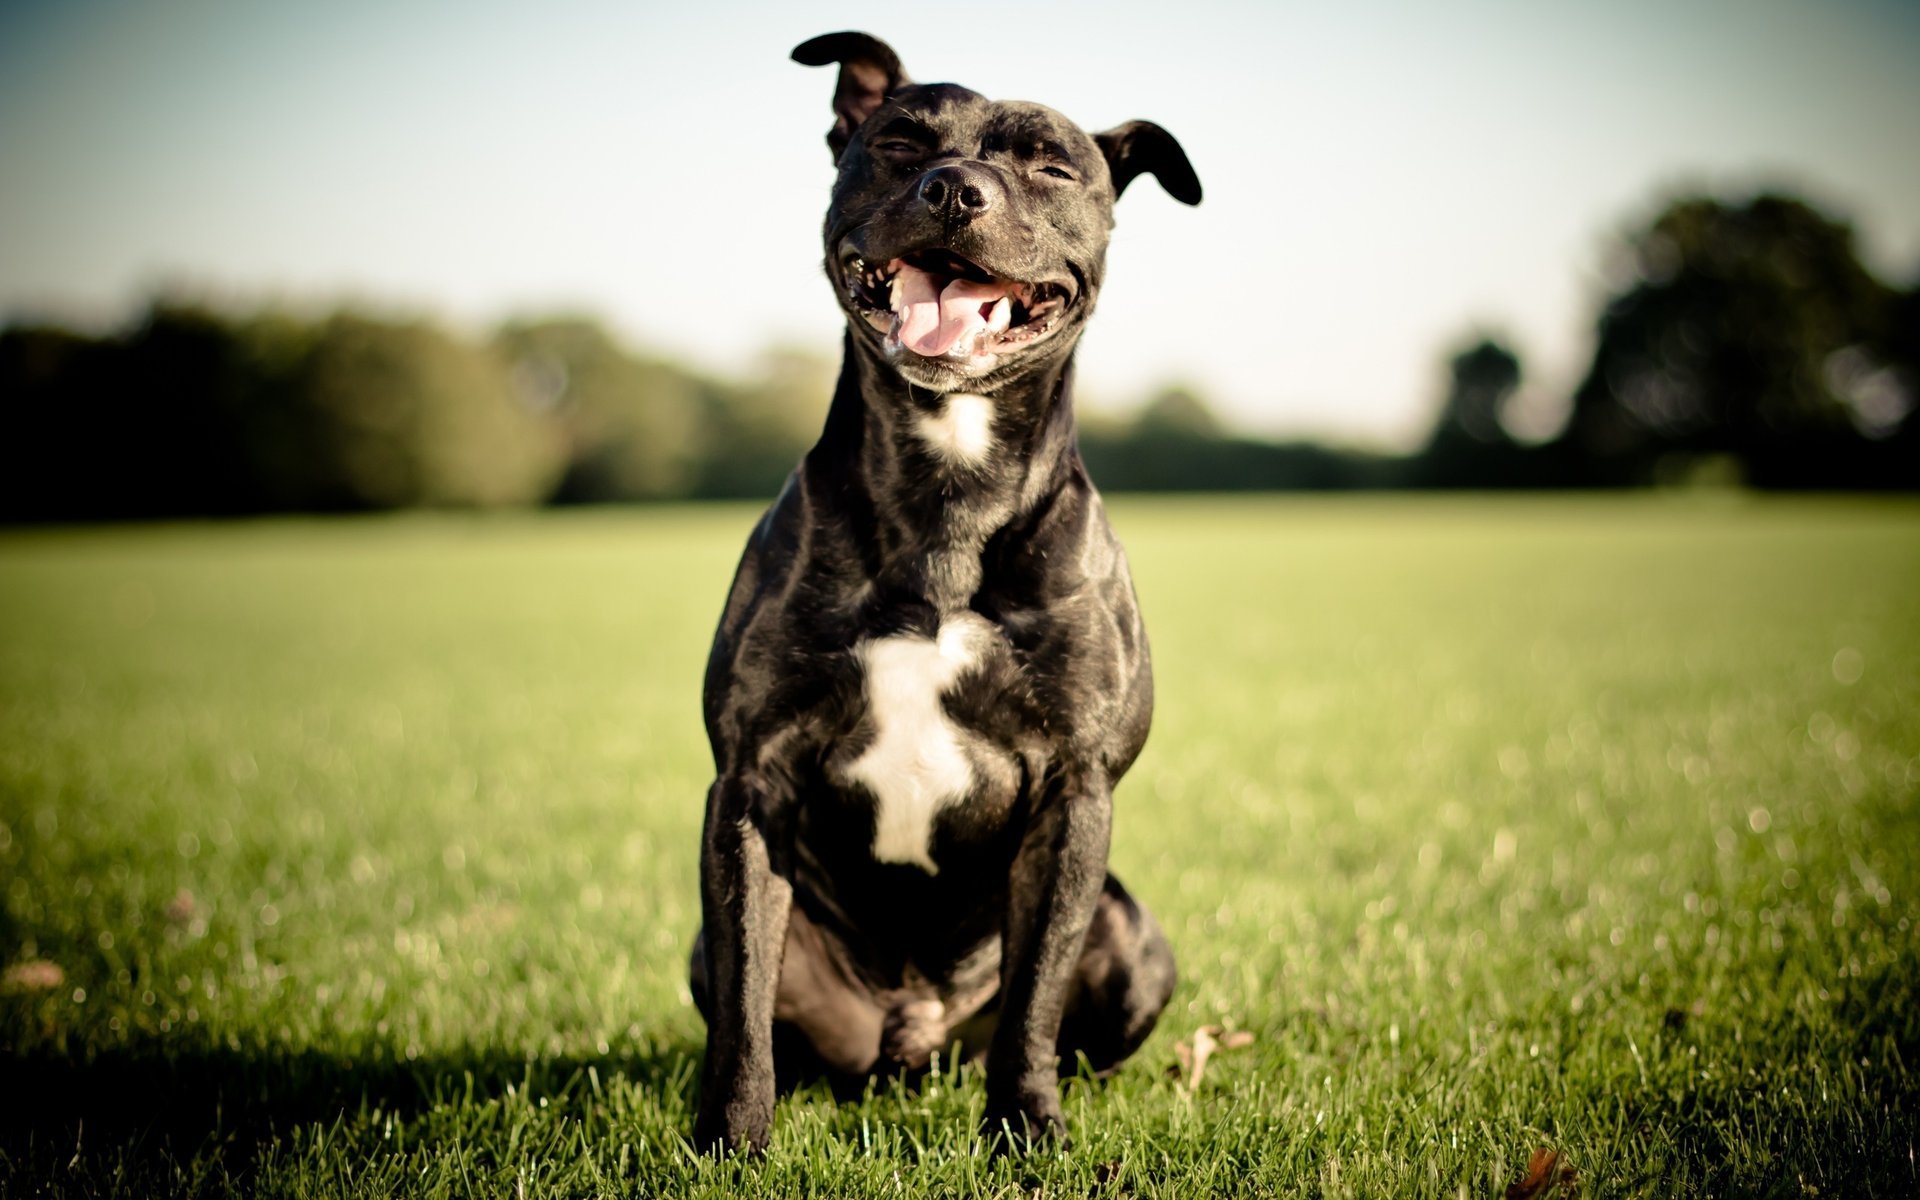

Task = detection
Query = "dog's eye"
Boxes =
[1038,165,1075,181]
[876,140,923,158]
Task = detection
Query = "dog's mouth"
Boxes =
[841,249,1076,363]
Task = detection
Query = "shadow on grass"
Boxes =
[0,1036,703,1180]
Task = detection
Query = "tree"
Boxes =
[1560,193,1907,486]
[494,319,704,502]
[1407,336,1562,488]
[0,324,118,520]
[1432,338,1522,446]
[1133,385,1224,439]
[293,314,567,509]
[692,347,834,498]
[0,304,304,519]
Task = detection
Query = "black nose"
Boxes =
[918,164,995,225]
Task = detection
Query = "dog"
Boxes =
[688,31,1201,1154]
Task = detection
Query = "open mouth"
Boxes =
[841,249,1074,363]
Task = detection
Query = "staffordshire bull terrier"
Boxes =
[689,30,1201,1154]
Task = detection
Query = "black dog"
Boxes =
[689,31,1201,1154]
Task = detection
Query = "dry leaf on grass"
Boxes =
[163,888,197,924]
[1504,1147,1577,1199]
[1171,1024,1256,1094]
[2,959,66,991]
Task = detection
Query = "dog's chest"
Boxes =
[831,611,1014,873]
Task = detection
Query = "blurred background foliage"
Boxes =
[3,188,1915,521]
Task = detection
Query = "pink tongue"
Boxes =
[893,263,1011,357]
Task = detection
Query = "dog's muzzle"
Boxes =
[841,248,1077,364]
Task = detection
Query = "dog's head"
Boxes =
[794,32,1201,394]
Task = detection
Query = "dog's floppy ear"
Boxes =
[1094,121,1202,206]
[792,32,911,160]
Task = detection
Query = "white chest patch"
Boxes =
[914,393,995,467]
[844,617,988,873]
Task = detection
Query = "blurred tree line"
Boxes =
[2,189,1914,521]
[0,310,834,520]
[1415,192,1918,489]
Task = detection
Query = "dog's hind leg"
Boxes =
[769,904,890,1077]
[692,904,890,1082]
[1053,873,1177,1077]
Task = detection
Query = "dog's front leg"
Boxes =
[692,776,792,1155]
[984,771,1113,1151]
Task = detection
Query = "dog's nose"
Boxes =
[918,164,996,225]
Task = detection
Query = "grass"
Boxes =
[0,494,1916,1198]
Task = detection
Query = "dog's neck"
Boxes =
[805,332,1084,613]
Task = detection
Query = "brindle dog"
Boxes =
[690,31,1201,1154]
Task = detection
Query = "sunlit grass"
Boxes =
[1,495,1916,1197]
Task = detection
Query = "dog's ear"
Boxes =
[791,32,911,160]
[1094,121,1202,206]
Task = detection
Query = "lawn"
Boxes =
[1,495,1916,1198]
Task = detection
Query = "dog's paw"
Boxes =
[692,1097,773,1157]
[980,1092,1069,1156]
[882,998,947,1069]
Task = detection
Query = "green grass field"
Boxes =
[1,496,1916,1198]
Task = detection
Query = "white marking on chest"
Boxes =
[914,393,995,466]
[845,617,988,873]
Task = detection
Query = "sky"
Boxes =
[1,0,1917,447]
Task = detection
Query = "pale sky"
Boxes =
[2,0,1916,447]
